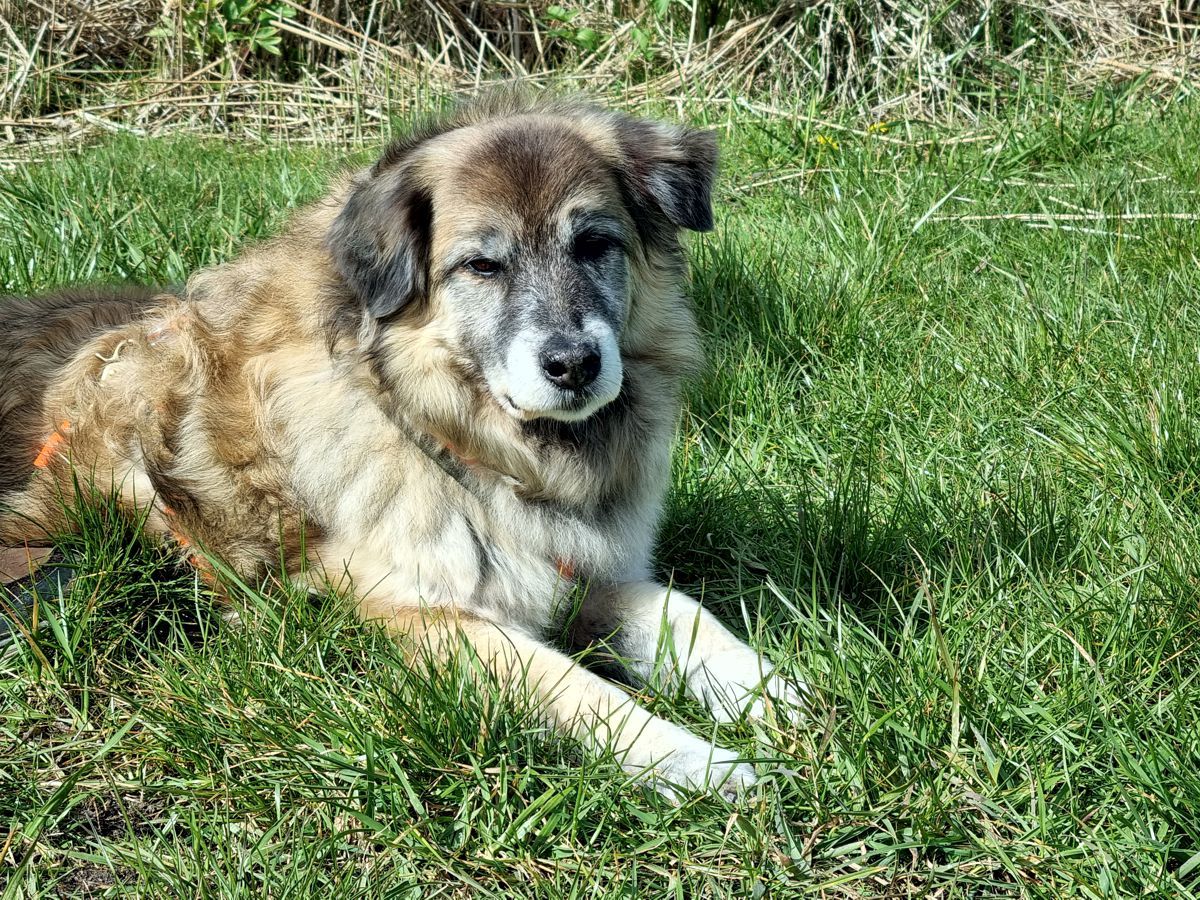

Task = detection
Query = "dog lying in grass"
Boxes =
[0,93,800,798]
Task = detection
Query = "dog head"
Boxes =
[326,96,716,423]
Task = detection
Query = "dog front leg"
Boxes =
[368,603,757,800]
[574,581,804,723]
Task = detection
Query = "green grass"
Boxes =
[3,90,1200,897]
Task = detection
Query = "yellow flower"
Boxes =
[816,133,839,149]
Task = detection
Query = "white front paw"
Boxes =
[692,649,807,723]
[624,731,756,802]
[743,671,807,723]
[656,741,757,802]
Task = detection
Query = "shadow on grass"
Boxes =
[5,492,224,676]
[665,234,1090,629]
[660,468,1086,622]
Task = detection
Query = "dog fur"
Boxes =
[0,93,799,797]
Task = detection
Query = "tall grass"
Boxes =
[2,1,1200,896]
[3,90,1200,896]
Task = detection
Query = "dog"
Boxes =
[0,93,800,798]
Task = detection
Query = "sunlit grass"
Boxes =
[2,92,1200,897]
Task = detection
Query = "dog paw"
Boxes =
[691,649,807,724]
[742,671,808,724]
[631,737,757,803]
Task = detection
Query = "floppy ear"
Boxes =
[326,160,433,319]
[616,118,719,233]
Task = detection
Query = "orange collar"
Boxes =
[439,438,480,469]
[33,420,71,469]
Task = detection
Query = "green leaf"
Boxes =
[252,27,282,54]
[573,26,600,51]
[545,5,576,23]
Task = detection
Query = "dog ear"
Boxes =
[616,117,718,233]
[326,160,433,320]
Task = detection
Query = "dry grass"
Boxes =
[0,1,1196,155]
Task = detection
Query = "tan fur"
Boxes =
[0,94,800,797]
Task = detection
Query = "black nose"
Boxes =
[540,338,602,392]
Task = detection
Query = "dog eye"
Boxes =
[574,234,617,262]
[465,257,504,276]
